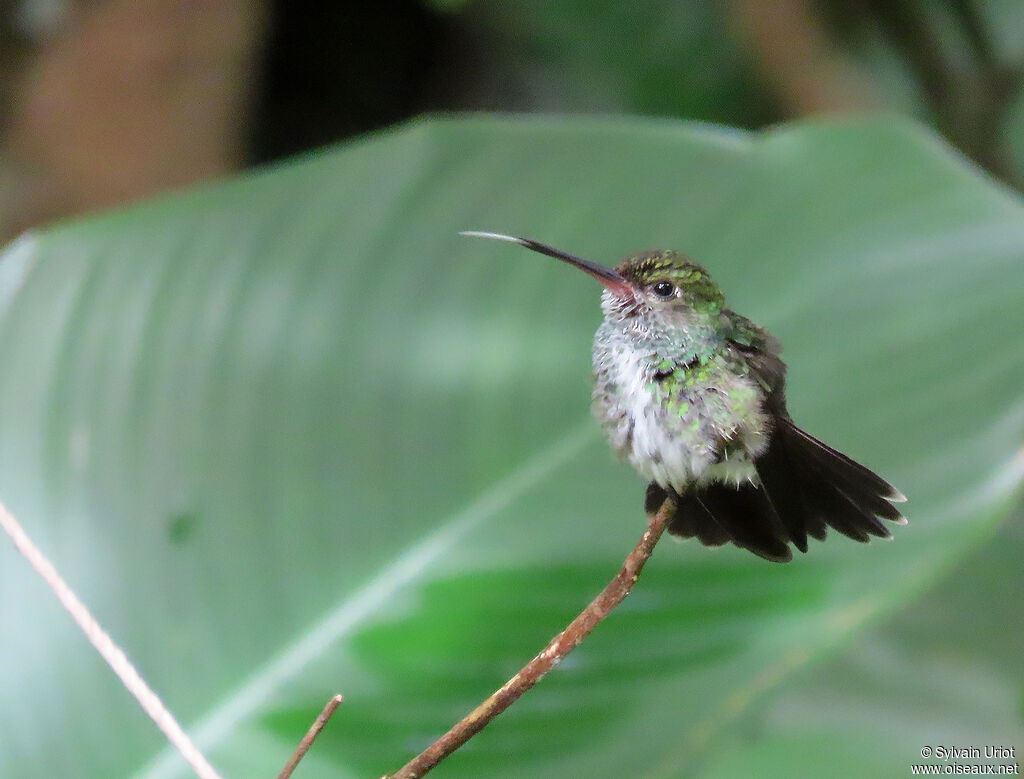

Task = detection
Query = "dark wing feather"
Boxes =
[653,479,793,562]
[753,432,811,553]
[762,418,906,547]
[779,419,906,503]
[642,313,904,562]
[694,483,793,562]
[646,483,730,546]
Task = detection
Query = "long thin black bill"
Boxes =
[461,231,630,292]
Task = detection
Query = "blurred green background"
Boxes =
[5,0,1024,240]
[0,2,1022,779]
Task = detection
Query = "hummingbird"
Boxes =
[462,231,906,562]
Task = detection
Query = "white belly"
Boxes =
[593,341,765,492]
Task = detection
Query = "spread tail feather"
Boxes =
[646,418,906,563]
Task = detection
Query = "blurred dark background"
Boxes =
[1,0,1023,245]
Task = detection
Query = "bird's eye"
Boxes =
[652,281,676,299]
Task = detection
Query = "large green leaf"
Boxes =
[700,508,1024,779]
[0,116,1021,779]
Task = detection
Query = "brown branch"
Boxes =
[385,497,677,779]
[278,694,344,779]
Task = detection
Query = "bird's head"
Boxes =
[462,232,725,337]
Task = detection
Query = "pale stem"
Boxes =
[0,500,221,779]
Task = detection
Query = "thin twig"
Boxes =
[278,694,344,779]
[385,497,676,779]
[0,500,221,779]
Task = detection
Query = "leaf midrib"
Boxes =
[133,421,596,779]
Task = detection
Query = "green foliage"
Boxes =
[711,511,1024,778]
[0,115,1021,778]
[446,0,772,126]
